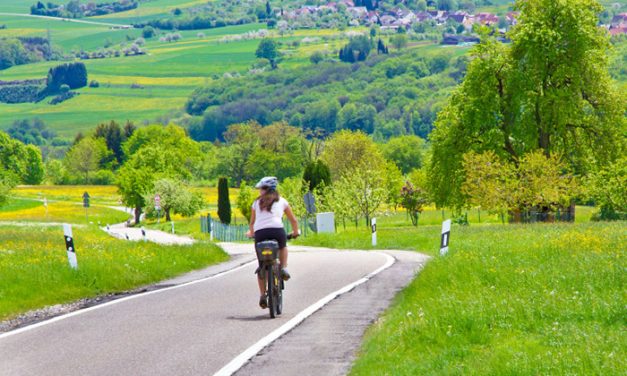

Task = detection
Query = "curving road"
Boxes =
[0,244,429,376]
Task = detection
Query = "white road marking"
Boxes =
[0,260,257,340]
[213,252,396,376]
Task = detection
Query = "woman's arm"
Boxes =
[246,208,256,238]
[284,205,299,237]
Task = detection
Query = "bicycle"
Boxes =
[255,233,297,318]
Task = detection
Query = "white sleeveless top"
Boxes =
[252,197,289,232]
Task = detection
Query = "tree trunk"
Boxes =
[165,208,171,222]
[134,206,142,224]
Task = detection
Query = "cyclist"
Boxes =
[245,176,299,309]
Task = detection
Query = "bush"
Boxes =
[92,169,115,185]
[142,26,155,38]
[59,84,70,93]
[89,80,100,88]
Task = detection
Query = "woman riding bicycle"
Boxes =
[245,176,299,309]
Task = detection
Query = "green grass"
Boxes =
[336,222,626,375]
[0,224,228,320]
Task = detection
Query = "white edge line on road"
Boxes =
[0,260,257,340]
[213,252,396,376]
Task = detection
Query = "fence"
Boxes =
[200,215,313,242]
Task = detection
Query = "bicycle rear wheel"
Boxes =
[267,267,276,318]
[275,265,283,315]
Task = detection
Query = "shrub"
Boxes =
[89,80,100,88]
[46,62,87,92]
[142,26,155,38]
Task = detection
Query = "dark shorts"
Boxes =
[254,227,287,249]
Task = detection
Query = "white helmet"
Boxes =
[255,176,278,190]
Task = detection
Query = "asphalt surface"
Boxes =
[0,245,429,376]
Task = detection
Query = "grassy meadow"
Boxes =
[0,224,227,321]
[345,222,625,375]
[0,185,232,321]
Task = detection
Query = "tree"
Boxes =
[23,144,45,185]
[400,181,429,225]
[337,103,376,133]
[256,38,279,69]
[390,34,408,51]
[461,151,516,221]
[94,120,125,166]
[586,157,627,221]
[381,135,426,174]
[237,181,255,223]
[430,0,625,209]
[142,26,155,38]
[265,1,272,18]
[144,179,204,221]
[339,35,372,63]
[117,166,154,224]
[335,167,387,227]
[46,62,87,92]
[217,177,232,224]
[64,137,108,183]
[320,130,384,181]
[7,119,55,146]
[278,177,306,218]
[462,150,578,222]
[309,51,324,64]
[437,0,457,11]
[303,160,331,192]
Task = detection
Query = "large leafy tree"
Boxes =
[64,137,110,184]
[255,38,279,68]
[381,135,426,174]
[429,0,625,209]
[117,125,201,223]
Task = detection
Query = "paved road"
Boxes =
[0,245,428,376]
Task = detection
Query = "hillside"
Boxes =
[0,0,625,140]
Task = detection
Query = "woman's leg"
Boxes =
[279,247,288,268]
[258,275,266,296]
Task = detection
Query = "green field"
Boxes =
[296,221,627,375]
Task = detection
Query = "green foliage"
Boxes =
[321,130,384,180]
[303,160,331,192]
[430,0,626,208]
[309,51,324,64]
[380,135,426,174]
[116,166,153,223]
[0,82,43,104]
[94,120,130,166]
[46,62,88,93]
[6,118,55,146]
[186,49,459,141]
[217,177,232,224]
[462,151,578,220]
[400,181,429,226]
[237,181,255,223]
[586,157,627,221]
[278,177,307,218]
[142,26,155,39]
[63,137,110,184]
[339,35,371,63]
[390,34,408,51]
[0,130,45,185]
[255,38,279,68]
[0,37,39,70]
[144,178,204,221]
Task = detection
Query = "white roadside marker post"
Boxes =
[371,217,377,247]
[141,226,147,241]
[171,221,175,234]
[209,219,214,241]
[63,224,78,269]
[440,219,451,256]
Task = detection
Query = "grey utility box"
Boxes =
[316,212,335,233]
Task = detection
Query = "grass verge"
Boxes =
[0,224,228,321]
[342,222,625,375]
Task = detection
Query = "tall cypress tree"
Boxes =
[217,177,232,224]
